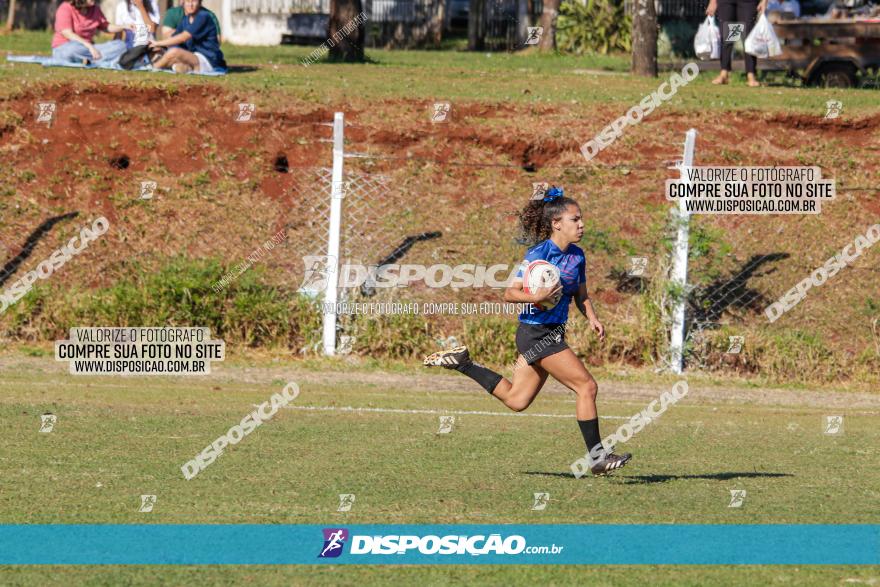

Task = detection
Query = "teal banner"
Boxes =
[1,524,877,565]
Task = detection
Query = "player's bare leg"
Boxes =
[424,347,546,410]
[537,349,597,419]
[539,348,631,475]
[487,355,549,412]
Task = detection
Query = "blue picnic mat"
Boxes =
[5,53,228,76]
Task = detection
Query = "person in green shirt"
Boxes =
[161,2,222,43]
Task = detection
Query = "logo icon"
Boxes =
[531,492,550,510]
[39,414,57,433]
[337,493,355,512]
[725,23,745,42]
[138,494,157,512]
[824,415,844,435]
[530,182,549,200]
[139,180,157,200]
[525,27,544,45]
[726,336,744,354]
[299,255,337,294]
[235,103,256,122]
[431,102,451,123]
[438,415,455,434]
[36,101,56,125]
[824,100,843,119]
[319,528,349,558]
[628,257,648,277]
[728,489,746,508]
[337,335,354,355]
[133,24,150,46]
[331,180,351,200]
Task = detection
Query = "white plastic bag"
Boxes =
[694,16,721,60]
[744,13,783,58]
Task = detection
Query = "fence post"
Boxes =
[323,112,345,356]
[669,128,697,374]
[516,0,528,46]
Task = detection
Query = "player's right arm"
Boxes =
[503,260,561,304]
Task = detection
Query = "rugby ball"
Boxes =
[522,260,562,311]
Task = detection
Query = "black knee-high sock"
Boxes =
[455,361,502,394]
[578,418,603,454]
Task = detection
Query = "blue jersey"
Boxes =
[175,9,226,68]
[516,240,586,324]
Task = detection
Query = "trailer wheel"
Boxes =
[812,63,858,88]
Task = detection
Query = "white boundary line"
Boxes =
[269,404,628,420]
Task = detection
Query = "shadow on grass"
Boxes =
[0,212,79,287]
[360,231,442,297]
[689,252,790,326]
[225,65,260,73]
[523,471,793,483]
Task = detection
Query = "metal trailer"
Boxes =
[762,17,880,87]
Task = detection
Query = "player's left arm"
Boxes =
[573,273,605,341]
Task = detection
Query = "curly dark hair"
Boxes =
[518,191,580,246]
[70,0,91,9]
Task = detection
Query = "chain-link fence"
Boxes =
[681,211,880,375]
[277,113,701,365]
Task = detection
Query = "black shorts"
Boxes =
[515,322,569,365]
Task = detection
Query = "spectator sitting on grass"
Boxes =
[115,0,160,48]
[148,0,226,74]
[51,0,134,65]
[160,0,223,44]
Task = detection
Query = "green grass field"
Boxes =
[1,353,878,584]
[3,30,880,111]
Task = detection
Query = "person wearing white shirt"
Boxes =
[115,0,160,47]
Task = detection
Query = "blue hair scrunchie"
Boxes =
[543,186,564,203]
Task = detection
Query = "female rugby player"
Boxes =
[423,188,631,476]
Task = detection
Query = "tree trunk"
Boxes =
[429,0,445,45]
[362,0,372,47]
[537,0,559,51]
[5,0,17,31]
[467,0,485,51]
[631,0,658,77]
[516,0,528,47]
[46,0,61,30]
[329,0,365,62]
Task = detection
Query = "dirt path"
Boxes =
[261,368,880,410]
[3,354,878,411]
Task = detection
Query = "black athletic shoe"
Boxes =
[423,346,470,369]
[590,451,632,476]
